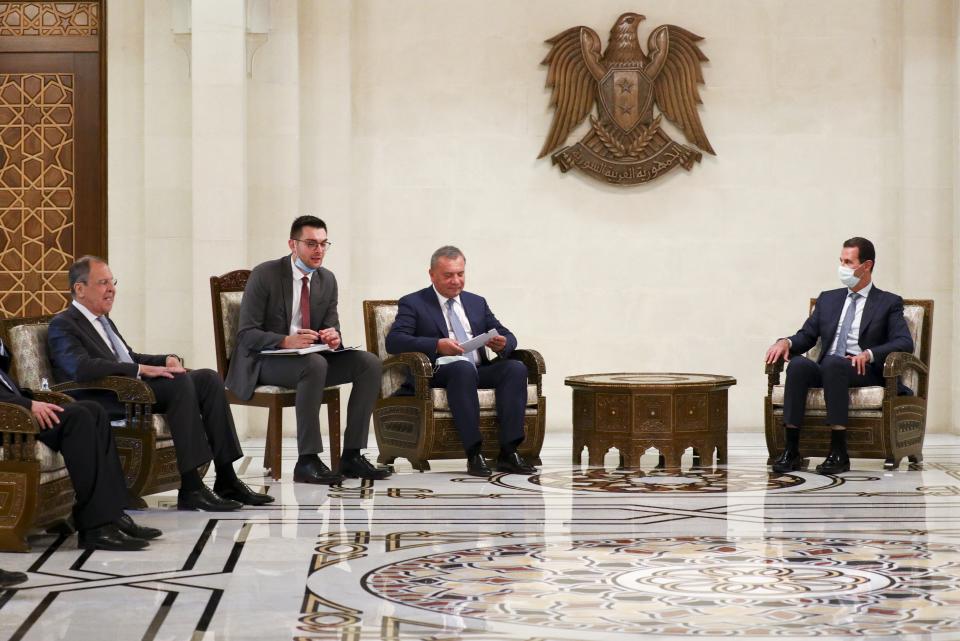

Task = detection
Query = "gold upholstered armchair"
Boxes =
[210,269,341,480]
[0,316,182,513]
[764,299,932,470]
[362,300,546,471]
[0,388,76,551]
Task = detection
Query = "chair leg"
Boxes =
[326,390,341,471]
[266,403,283,481]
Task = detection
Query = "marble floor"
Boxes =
[2,433,960,641]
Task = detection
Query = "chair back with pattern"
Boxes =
[209,270,251,380]
[0,315,56,389]
[362,300,407,398]
[805,298,933,397]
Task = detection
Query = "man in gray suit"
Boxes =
[226,216,388,483]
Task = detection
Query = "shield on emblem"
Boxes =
[598,69,653,133]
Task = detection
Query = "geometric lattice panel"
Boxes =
[0,73,74,317]
[0,2,99,36]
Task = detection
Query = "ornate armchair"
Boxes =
[210,270,340,480]
[0,389,76,551]
[0,316,182,513]
[362,300,546,471]
[764,299,932,470]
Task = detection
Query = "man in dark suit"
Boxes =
[1,339,160,550]
[47,257,273,511]
[765,237,914,474]
[386,245,536,477]
[227,216,388,484]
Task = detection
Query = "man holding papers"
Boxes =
[227,216,388,483]
[386,246,537,477]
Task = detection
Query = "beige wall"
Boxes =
[109,0,959,436]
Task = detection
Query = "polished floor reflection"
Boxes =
[1,433,959,641]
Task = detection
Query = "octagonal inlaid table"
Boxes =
[565,373,737,469]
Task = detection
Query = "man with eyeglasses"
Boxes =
[47,256,273,511]
[226,215,388,483]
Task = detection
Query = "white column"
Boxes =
[106,0,146,345]
[191,0,248,369]
[143,0,193,359]
[901,1,956,432]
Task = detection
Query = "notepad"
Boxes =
[260,343,331,356]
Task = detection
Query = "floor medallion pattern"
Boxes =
[364,536,960,637]
[527,467,807,494]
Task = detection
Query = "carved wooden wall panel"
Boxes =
[0,72,74,315]
[0,0,104,319]
[0,2,100,37]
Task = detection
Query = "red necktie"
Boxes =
[300,276,311,330]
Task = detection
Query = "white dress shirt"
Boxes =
[72,299,119,356]
[827,282,874,360]
[433,286,480,364]
[290,255,312,334]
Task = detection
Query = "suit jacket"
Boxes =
[786,285,914,381]
[386,286,517,373]
[0,348,33,411]
[225,256,341,401]
[47,304,168,383]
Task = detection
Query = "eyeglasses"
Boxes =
[81,278,118,287]
[291,239,332,251]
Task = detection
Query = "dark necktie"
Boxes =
[830,292,860,357]
[300,276,311,330]
[97,316,134,363]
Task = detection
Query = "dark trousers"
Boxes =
[147,369,243,473]
[258,350,382,455]
[431,358,528,453]
[36,400,127,531]
[783,355,884,427]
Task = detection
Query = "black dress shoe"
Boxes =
[293,458,344,485]
[78,524,149,551]
[495,451,537,475]
[816,452,850,475]
[214,480,275,505]
[116,513,162,540]
[340,453,392,480]
[0,569,27,588]
[771,448,803,473]
[177,486,243,512]
[466,453,492,477]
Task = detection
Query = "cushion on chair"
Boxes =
[7,323,55,389]
[110,414,173,439]
[801,303,925,395]
[372,304,407,398]
[770,384,885,410]
[253,384,295,394]
[431,384,539,410]
[220,292,244,359]
[0,439,69,483]
[770,407,883,420]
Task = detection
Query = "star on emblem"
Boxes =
[619,104,633,115]
[616,78,634,94]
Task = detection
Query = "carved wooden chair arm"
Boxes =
[30,390,75,406]
[52,376,157,405]
[0,402,38,435]
[883,352,928,378]
[52,376,156,430]
[510,349,546,385]
[765,357,786,392]
[382,352,433,399]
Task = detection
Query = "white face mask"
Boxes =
[838,265,860,289]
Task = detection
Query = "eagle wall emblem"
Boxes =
[539,12,715,186]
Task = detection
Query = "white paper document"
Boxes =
[459,329,499,353]
[260,343,331,356]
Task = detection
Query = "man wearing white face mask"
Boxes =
[227,216,388,483]
[764,237,914,474]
